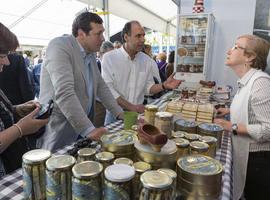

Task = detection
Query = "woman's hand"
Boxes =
[215,107,230,118]
[15,100,41,118]
[214,118,232,131]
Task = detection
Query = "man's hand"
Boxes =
[87,127,108,141]
[215,107,230,118]
[163,72,183,90]
[132,104,145,113]
[15,100,41,118]
[214,118,232,131]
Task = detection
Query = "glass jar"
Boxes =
[158,168,177,199]
[144,105,158,125]
[77,148,96,163]
[154,112,173,138]
[173,138,190,159]
[190,141,209,156]
[199,136,217,158]
[113,157,134,166]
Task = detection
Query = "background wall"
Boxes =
[180,0,257,91]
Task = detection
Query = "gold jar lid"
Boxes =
[145,105,158,111]
[95,152,114,161]
[105,164,135,182]
[23,149,51,164]
[101,130,137,145]
[133,161,151,173]
[155,112,173,119]
[72,161,103,179]
[172,131,186,138]
[190,141,209,151]
[173,138,190,148]
[199,136,217,144]
[113,157,134,166]
[157,168,177,180]
[140,170,172,189]
[184,133,201,141]
[46,155,76,171]
[77,148,96,157]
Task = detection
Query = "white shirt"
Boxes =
[101,47,155,104]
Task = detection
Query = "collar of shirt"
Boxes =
[237,68,259,89]
[76,39,94,60]
[120,46,140,61]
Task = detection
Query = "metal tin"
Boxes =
[184,133,201,142]
[95,151,115,170]
[22,149,51,200]
[197,123,223,148]
[72,161,103,200]
[135,140,177,170]
[174,119,197,133]
[144,105,158,125]
[172,131,186,138]
[154,112,173,138]
[77,148,96,163]
[46,155,76,200]
[104,164,135,200]
[158,168,177,199]
[199,136,217,158]
[114,157,134,166]
[101,130,137,159]
[172,138,190,160]
[139,170,173,200]
[133,162,152,200]
[190,141,209,156]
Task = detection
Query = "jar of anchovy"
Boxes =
[173,138,190,160]
[139,170,173,200]
[113,157,134,166]
[154,112,173,138]
[46,155,76,200]
[72,161,103,200]
[22,149,51,200]
[157,168,177,199]
[77,148,96,163]
[104,164,135,200]
[190,141,209,156]
[199,136,217,158]
[95,151,115,170]
[172,131,187,139]
[184,133,201,142]
[144,105,158,125]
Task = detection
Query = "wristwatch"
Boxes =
[231,123,238,135]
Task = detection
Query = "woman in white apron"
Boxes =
[214,35,270,200]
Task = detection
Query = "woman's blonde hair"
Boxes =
[238,34,270,71]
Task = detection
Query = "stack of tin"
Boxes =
[174,119,197,134]
[177,155,223,199]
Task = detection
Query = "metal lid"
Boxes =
[172,131,186,138]
[105,164,135,182]
[199,136,217,144]
[113,157,134,166]
[184,133,201,141]
[46,155,76,171]
[155,112,173,119]
[140,170,172,189]
[145,104,158,111]
[101,131,137,145]
[77,148,96,157]
[198,123,223,132]
[173,138,190,148]
[72,161,103,179]
[175,119,197,127]
[158,168,177,180]
[177,155,223,175]
[133,162,151,173]
[190,141,209,151]
[23,149,51,164]
[95,152,114,161]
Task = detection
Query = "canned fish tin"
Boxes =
[172,131,187,138]
[174,119,197,133]
[72,161,103,200]
[198,123,223,148]
[104,164,135,200]
[173,138,190,159]
[154,112,173,138]
[95,151,115,169]
[144,105,158,125]
[23,149,51,200]
[190,141,209,156]
[114,157,134,166]
[199,136,217,158]
[77,148,96,163]
[139,170,173,200]
[158,168,177,199]
[46,155,76,200]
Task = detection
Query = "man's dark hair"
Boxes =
[121,21,140,43]
[72,12,103,37]
[0,23,19,54]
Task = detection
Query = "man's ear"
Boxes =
[77,29,86,38]
[124,33,128,43]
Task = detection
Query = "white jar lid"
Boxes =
[105,164,135,182]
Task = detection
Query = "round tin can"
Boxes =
[199,136,217,158]
[104,164,135,200]
[77,148,96,163]
[174,119,197,133]
[144,105,158,125]
[95,151,115,170]
[114,157,134,166]
[158,168,177,199]
[139,170,173,200]
[172,131,186,139]
[190,141,209,156]
[46,155,76,200]
[197,123,224,148]
[172,138,190,160]
[22,149,51,200]
[101,130,137,159]
[72,161,103,200]
[154,112,173,138]
[132,162,152,200]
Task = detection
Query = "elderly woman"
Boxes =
[214,35,270,200]
[0,23,48,177]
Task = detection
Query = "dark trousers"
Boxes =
[244,151,270,200]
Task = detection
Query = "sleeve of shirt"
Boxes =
[247,77,270,142]
[101,54,121,99]
[79,125,96,138]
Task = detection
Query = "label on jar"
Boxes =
[104,180,130,200]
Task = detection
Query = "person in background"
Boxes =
[214,35,270,200]
[102,21,182,124]
[0,53,35,105]
[166,50,175,78]
[156,52,167,82]
[0,22,48,177]
[32,58,43,98]
[113,40,122,49]
[37,12,123,151]
[143,44,153,58]
[23,53,30,68]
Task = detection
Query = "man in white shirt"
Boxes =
[102,21,182,124]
